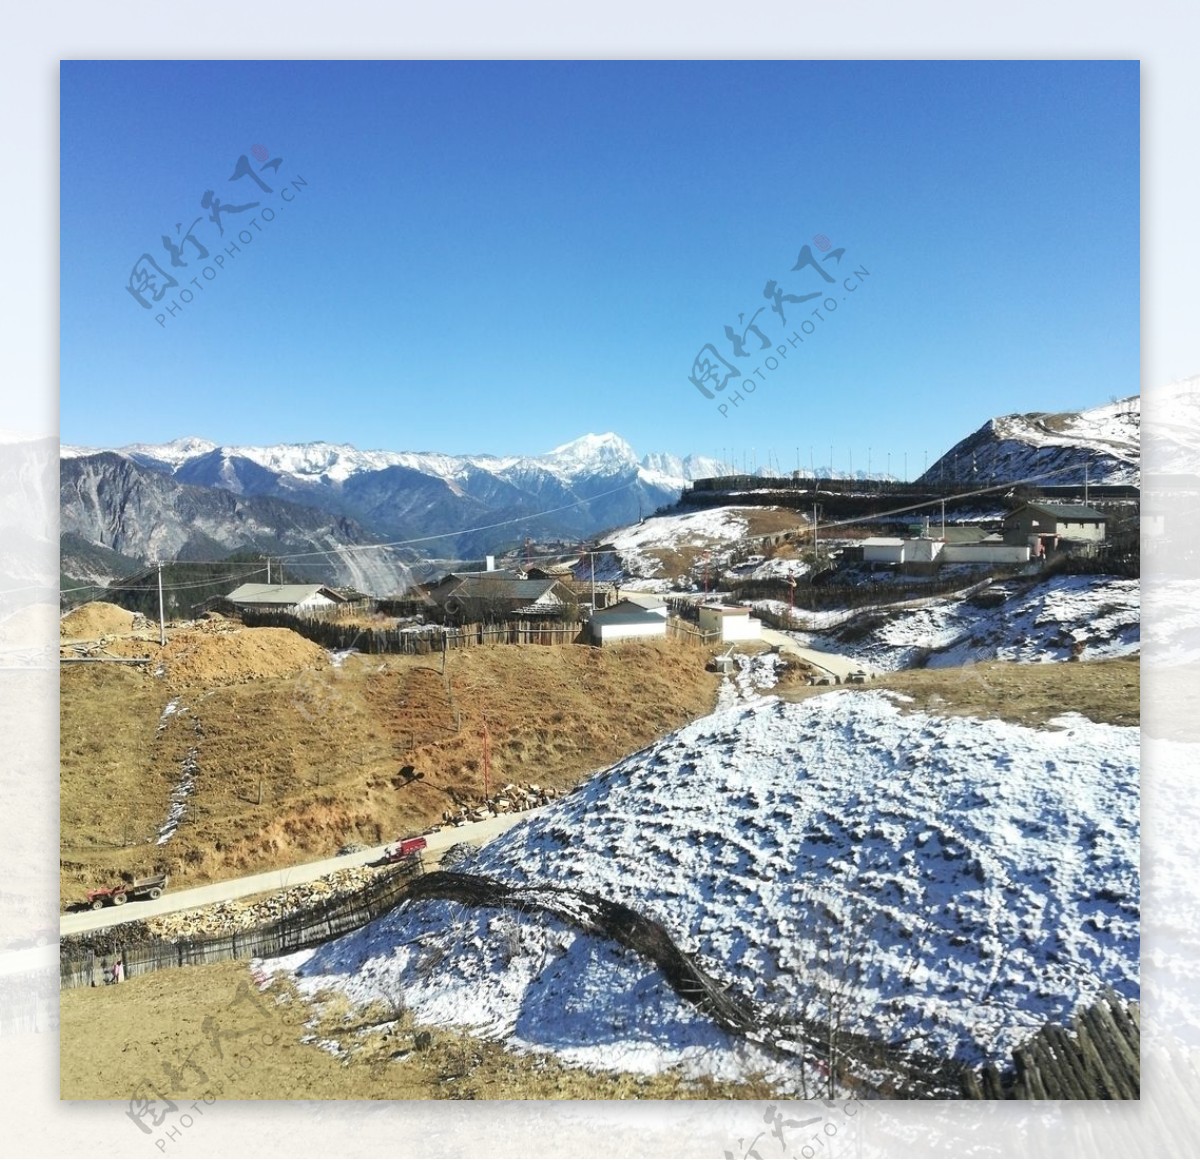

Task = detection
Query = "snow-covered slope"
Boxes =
[919,398,1140,487]
[261,685,1138,1093]
[763,575,1139,672]
[602,507,753,578]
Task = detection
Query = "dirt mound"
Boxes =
[160,627,329,688]
[60,601,138,640]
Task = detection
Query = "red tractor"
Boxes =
[385,836,428,862]
[370,835,428,867]
[86,873,168,910]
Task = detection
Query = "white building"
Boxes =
[861,537,906,564]
[697,604,762,642]
[588,596,668,644]
[861,536,1028,567]
[224,583,345,612]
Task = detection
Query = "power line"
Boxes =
[267,479,643,562]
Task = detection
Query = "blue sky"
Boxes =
[60,59,1139,473]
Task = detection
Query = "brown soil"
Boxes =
[59,960,777,1100]
[60,635,719,906]
[59,600,139,639]
[156,627,330,689]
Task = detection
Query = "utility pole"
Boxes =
[813,503,819,563]
[156,561,166,646]
[590,549,596,609]
[941,498,946,540]
[481,717,491,803]
[266,557,271,584]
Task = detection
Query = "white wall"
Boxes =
[294,593,337,610]
[721,615,762,642]
[941,543,1030,564]
[698,607,761,641]
[594,620,667,644]
[863,542,905,563]
[1056,521,1106,542]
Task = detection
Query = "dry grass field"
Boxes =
[59,959,776,1101]
[60,625,721,906]
[774,656,1138,728]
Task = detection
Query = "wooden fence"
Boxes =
[239,610,584,653]
[728,569,1019,610]
[961,991,1139,1099]
[666,617,720,646]
[59,861,424,991]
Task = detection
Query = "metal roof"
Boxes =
[225,583,342,604]
[617,592,666,609]
[590,601,670,623]
[1010,503,1108,522]
[443,577,562,601]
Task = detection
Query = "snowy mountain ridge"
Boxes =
[920,397,1140,487]
[61,432,729,492]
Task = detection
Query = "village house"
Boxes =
[435,575,577,623]
[223,583,348,613]
[423,565,526,606]
[697,603,762,643]
[1002,503,1108,556]
[587,594,668,645]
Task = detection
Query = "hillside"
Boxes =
[597,505,809,583]
[260,676,1138,1095]
[60,452,413,594]
[59,624,720,904]
[919,397,1140,487]
[760,574,1140,672]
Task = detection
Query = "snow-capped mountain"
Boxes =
[62,432,725,492]
[918,397,1140,487]
[60,434,736,587]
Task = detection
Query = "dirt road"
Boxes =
[759,628,875,683]
[59,806,547,938]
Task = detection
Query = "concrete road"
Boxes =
[60,806,548,938]
[759,628,874,683]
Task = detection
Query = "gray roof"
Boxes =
[616,592,666,610]
[443,577,563,602]
[1011,503,1107,522]
[428,568,524,589]
[590,601,670,625]
[225,583,343,605]
[925,526,999,545]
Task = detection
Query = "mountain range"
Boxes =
[61,400,1142,596]
[60,434,729,592]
